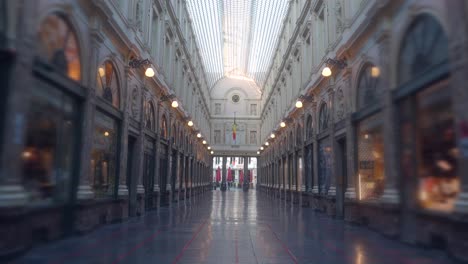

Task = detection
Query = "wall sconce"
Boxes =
[260,147,264,150]
[202,140,207,145]
[187,120,194,127]
[265,142,269,146]
[257,151,260,154]
[160,94,178,108]
[280,121,286,128]
[295,95,314,109]
[197,133,202,138]
[270,133,275,139]
[129,58,155,77]
[207,146,211,150]
[211,151,214,154]
[322,58,347,77]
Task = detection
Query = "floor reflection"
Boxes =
[15,190,455,264]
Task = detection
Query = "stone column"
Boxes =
[379,24,399,204]
[344,113,356,199]
[285,155,289,190]
[311,102,319,194]
[328,88,337,196]
[135,90,146,196]
[221,156,227,191]
[0,2,37,205]
[243,157,249,191]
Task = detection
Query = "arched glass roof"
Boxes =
[186,0,289,90]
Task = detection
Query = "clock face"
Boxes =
[232,94,240,103]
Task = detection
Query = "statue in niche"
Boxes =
[336,89,345,121]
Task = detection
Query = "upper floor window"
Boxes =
[319,102,329,131]
[97,61,120,109]
[250,104,257,116]
[215,103,221,115]
[38,13,81,81]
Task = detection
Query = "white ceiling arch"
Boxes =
[186,0,290,91]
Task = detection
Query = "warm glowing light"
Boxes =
[322,66,332,77]
[202,140,207,144]
[197,133,202,138]
[295,100,303,108]
[265,142,269,146]
[22,151,32,159]
[280,121,286,128]
[260,147,264,150]
[207,146,211,150]
[104,131,110,137]
[371,66,380,78]
[257,151,260,154]
[270,133,275,139]
[188,120,194,127]
[364,134,369,139]
[145,67,155,77]
[210,151,214,154]
[171,101,178,108]
[98,67,105,77]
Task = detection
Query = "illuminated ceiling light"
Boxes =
[145,67,155,77]
[197,133,202,138]
[371,66,380,78]
[280,121,286,128]
[188,120,194,127]
[202,140,207,145]
[171,101,179,108]
[104,131,110,137]
[210,151,214,154]
[257,151,260,154]
[270,133,275,139]
[265,142,269,146]
[207,146,211,150]
[295,100,303,108]
[322,66,332,77]
[260,147,264,150]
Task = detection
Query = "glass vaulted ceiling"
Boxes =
[186,0,289,90]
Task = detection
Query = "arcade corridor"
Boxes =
[15,190,454,264]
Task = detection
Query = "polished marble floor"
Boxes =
[14,190,456,264]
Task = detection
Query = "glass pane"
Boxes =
[357,113,385,200]
[91,110,118,197]
[416,82,458,212]
[318,137,332,194]
[22,85,78,203]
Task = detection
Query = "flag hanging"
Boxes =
[232,112,237,142]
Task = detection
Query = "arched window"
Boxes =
[38,13,81,81]
[145,101,155,130]
[398,14,448,85]
[97,61,120,108]
[306,115,313,140]
[171,124,177,144]
[319,103,329,131]
[161,115,168,139]
[357,64,381,110]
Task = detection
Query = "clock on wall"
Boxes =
[232,94,240,103]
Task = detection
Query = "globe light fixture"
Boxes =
[321,66,332,77]
[270,133,275,139]
[257,151,260,154]
[210,151,214,154]
[371,66,380,78]
[295,100,303,108]
[260,147,264,150]
[197,133,202,138]
[145,67,155,77]
[171,100,179,108]
[104,131,109,137]
[265,142,269,146]
[280,121,286,128]
[188,120,194,127]
[202,140,207,145]
[207,146,211,150]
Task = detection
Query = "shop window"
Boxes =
[22,84,79,203]
[97,61,120,108]
[357,114,385,200]
[417,82,458,211]
[318,137,332,194]
[397,15,456,212]
[38,13,81,81]
[90,110,118,197]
